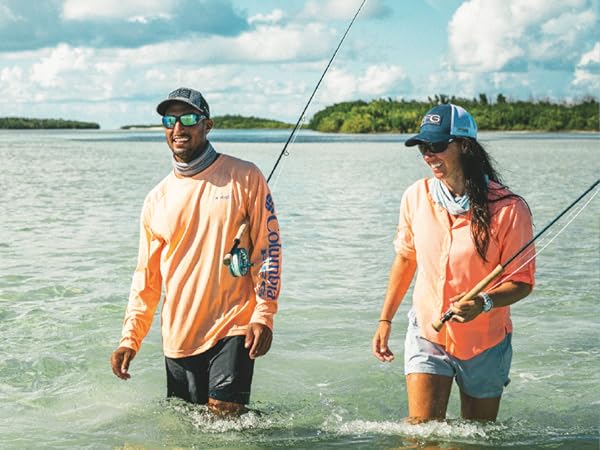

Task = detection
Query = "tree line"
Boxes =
[121,114,292,130]
[0,117,100,129]
[308,95,599,133]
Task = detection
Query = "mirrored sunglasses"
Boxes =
[162,113,205,129]
[417,139,454,155]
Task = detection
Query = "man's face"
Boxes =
[163,102,213,163]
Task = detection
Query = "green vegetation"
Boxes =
[121,114,292,130]
[0,117,100,129]
[213,114,291,129]
[308,95,599,133]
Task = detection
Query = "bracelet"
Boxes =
[379,319,392,324]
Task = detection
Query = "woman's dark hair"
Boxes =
[459,138,518,261]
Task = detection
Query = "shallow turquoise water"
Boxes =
[0,130,598,449]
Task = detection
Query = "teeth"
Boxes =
[431,162,442,168]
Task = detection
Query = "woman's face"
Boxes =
[419,140,464,182]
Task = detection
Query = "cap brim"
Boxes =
[404,131,452,147]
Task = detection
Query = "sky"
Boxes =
[0,0,598,129]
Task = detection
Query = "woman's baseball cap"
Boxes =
[156,87,210,118]
[404,103,477,146]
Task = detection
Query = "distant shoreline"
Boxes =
[2,97,598,132]
[0,117,99,129]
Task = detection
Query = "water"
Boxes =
[1,129,598,449]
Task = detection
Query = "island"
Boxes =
[0,117,100,129]
[121,114,292,130]
[308,95,599,133]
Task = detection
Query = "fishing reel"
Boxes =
[227,246,251,277]
[223,222,251,277]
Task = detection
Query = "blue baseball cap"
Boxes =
[404,103,477,146]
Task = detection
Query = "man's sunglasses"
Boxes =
[162,113,206,129]
[417,139,454,155]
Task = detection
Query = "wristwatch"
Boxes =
[479,292,494,313]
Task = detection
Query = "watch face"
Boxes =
[482,294,493,312]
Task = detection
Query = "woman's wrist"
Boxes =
[378,319,392,324]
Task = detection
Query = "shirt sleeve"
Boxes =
[119,202,164,351]
[393,188,417,259]
[246,166,281,330]
[495,198,536,287]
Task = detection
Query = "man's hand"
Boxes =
[110,346,137,380]
[244,323,272,359]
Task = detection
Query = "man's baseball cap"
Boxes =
[404,103,477,146]
[156,87,210,118]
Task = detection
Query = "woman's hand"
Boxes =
[372,322,395,362]
[448,292,484,323]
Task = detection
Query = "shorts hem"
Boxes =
[404,366,454,378]
[208,390,250,405]
[459,387,504,399]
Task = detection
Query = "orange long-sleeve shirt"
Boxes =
[120,154,281,358]
[394,178,535,359]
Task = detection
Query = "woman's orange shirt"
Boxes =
[394,178,535,359]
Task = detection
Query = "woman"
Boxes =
[372,104,535,422]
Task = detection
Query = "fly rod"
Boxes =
[223,0,368,276]
[432,176,600,332]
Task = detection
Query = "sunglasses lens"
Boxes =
[418,141,451,154]
[431,141,449,152]
[180,113,200,126]
[162,116,177,128]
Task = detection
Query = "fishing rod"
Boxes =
[223,0,368,277]
[432,177,600,332]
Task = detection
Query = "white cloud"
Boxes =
[302,0,391,21]
[248,9,284,25]
[30,44,94,89]
[571,42,600,92]
[104,23,336,65]
[61,0,168,20]
[360,65,408,96]
[321,64,409,103]
[0,4,22,26]
[448,0,598,72]
[578,42,600,68]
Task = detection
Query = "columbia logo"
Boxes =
[265,194,275,213]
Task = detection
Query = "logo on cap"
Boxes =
[422,114,442,127]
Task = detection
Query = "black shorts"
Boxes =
[165,335,254,405]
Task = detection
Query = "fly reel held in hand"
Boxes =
[223,222,252,277]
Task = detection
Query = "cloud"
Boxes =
[320,64,411,103]
[571,42,600,93]
[248,9,285,25]
[301,0,393,21]
[448,0,599,72]
[0,0,249,51]
[61,0,167,20]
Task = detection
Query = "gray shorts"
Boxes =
[404,309,512,398]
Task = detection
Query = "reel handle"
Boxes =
[223,222,248,266]
[431,264,504,332]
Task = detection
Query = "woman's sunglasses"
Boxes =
[417,139,455,155]
[162,113,206,129]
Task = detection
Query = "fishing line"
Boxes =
[268,113,308,192]
[266,0,368,183]
[224,0,368,277]
[432,177,600,332]
[489,186,600,291]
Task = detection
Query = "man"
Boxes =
[110,87,282,416]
